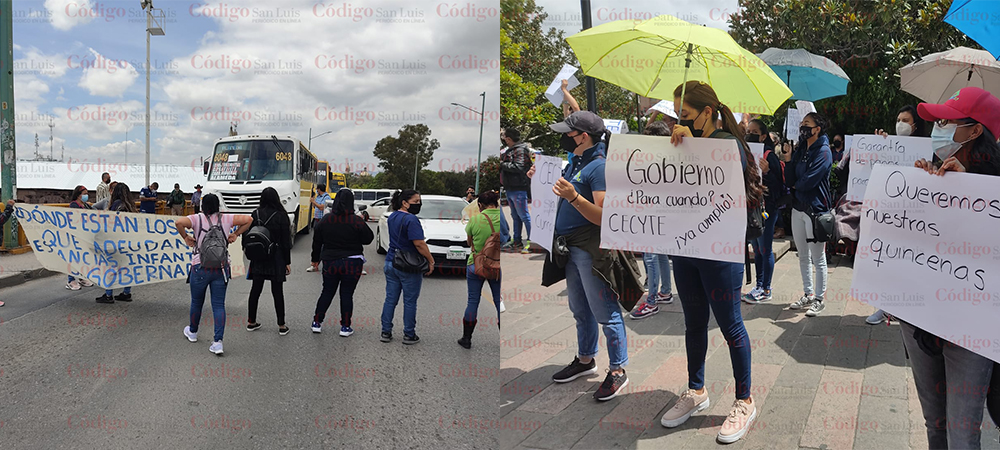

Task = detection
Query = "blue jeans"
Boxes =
[751,211,778,290]
[643,253,672,305]
[672,256,752,399]
[105,287,132,296]
[507,190,531,243]
[188,265,228,342]
[464,264,501,322]
[381,259,423,336]
[565,246,628,370]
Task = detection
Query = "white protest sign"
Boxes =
[795,100,816,114]
[600,135,747,263]
[647,100,676,119]
[843,135,853,161]
[846,135,933,202]
[851,166,1000,363]
[529,155,563,253]
[783,107,805,142]
[604,119,628,134]
[748,143,765,175]
[544,64,580,108]
[14,205,247,290]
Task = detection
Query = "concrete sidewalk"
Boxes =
[497,246,1000,450]
[0,251,56,289]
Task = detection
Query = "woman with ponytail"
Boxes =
[657,81,761,444]
[380,189,433,345]
[784,112,833,317]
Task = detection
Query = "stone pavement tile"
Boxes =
[603,355,688,428]
[517,392,623,449]
[516,374,602,415]
[622,336,681,377]
[502,371,554,417]
[870,321,903,342]
[801,369,866,450]
[862,339,908,399]
[502,342,571,386]
[800,308,846,338]
[852,393,909,450]
[572,419,647,450]
[841,298,875,328]
[824,325,872,372]
[773,336,829,389]
[740,387,816,450]
[501,411,555,450]
[502,313,575,360]
[907,374,929,450]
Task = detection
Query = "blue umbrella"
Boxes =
[757,48,851,102]
[945,0,1000,60]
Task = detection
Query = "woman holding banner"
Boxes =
[904,86,1000,450]
[784,112,833,317]
[656,81,762,444]
[544,110,632,402]
[66,186,96,291]
[96,184,139,304]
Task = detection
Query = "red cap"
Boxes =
[917,87,1000,138]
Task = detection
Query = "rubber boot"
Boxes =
[457,319,476,349]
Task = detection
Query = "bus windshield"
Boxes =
[330,173,347,192]
[208,140,295,181]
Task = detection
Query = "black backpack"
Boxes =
[243,210,277,261]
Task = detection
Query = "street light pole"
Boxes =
[412,148,419,190]
[450,96,487,194]
[142,0,165,187]
[308,128,333,150]
[1,0,18,249]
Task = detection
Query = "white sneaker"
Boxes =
[361,269,368,275]
[183,326,198,342]
[65,280,81,291]
[79,279,95,287]
[499,300,506,313]
[743,287,762,301]
[717,398,757,443]
[661,389,711,428]
[788,294,815,310]
[209,341,224,355]
[805,300,826,317]
[305,265,317,272]
[865,309,887,325]
[654,292,674,304]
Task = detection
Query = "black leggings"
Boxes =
[248,278,285,326]
[314,258,363,327]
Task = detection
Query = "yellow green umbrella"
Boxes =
[566,15,792,115]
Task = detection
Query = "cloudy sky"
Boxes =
[12,0,499,175]
[540,0,740,34]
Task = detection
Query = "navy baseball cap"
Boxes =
[550,111,607,135]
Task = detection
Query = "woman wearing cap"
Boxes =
[657,81,764,444]
[543,110,632,402]
[905,87,1000,449]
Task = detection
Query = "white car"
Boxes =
[364,197,391,222]
[376,195,471,274]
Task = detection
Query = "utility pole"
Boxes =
[580,0,597,113]
[1,0,19,249]
[48,120,54,159]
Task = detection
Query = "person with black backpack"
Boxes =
[244,187,293,335]
[458,190,509,349]
[175,194,253,355]
[310,188,373,336]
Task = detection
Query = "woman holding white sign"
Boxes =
[784,112,833,317]
[657,81,763,444]
[904,86,1000,450]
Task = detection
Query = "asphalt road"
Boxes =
[0,223,499,449]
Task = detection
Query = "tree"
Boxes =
[372,124,440,190]
[469,155,503,194]
[728,0,977,137]
[501,0,639,155]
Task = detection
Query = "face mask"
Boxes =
[931,122,973,161]
[832,140,843,149]
[745,133,760,143]
[81,194,89,203]
[895,121,913,136]
[407,202,422,215]
[799,125,815,139]
[560,134,579,152]
[678,110,706,137]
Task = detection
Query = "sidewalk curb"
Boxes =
[0,268,60,290]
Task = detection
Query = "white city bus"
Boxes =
[202,134,318,236]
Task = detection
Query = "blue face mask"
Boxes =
[81,194,89,203]
[931,122,974,161]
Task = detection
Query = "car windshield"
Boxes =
[414,199,467,221]
[208,140,294,181]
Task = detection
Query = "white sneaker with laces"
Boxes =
[661,389,710,427]
[499,300,506,313]
[183,326,198,342]
[79,279,95,287]
[209,341,224,355]
[717,398,757,443]
[788,294,815,310]
[66,280,81,291]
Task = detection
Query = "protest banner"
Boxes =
[783,107,805,142]
[846,134,932,202]
[748,143,764,176]
[544,64,580,108]
[14,205,247,290]
[600,134,747,263]
[604,119,629,134]
[851,166,1000,364]
[529,155,562,253]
